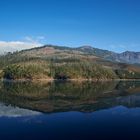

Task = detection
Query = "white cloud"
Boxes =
[0,36,46,54]
[24,36,45,43]
[0,35,47,54]
[0,41,42,54]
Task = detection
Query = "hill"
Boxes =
[0,45,140,80]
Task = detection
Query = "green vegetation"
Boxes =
[115,69,140,79]
[3,60,50,80]
[51,62,117,80]
[2,60,118,80]
[3,65,32,80]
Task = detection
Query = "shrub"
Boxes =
[3,65,32,80]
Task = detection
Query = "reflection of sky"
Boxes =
[0,103,41,117]
[0,106,140,139]
[17,106,140,123]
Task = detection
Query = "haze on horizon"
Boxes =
[0,0,140,53]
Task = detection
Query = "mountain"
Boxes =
[18,44,140,66]
[3,44,140,64]
[76,46,140,64]
[0,44,140,80]
[117,51,140,64]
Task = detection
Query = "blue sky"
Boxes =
[0,0,140,53]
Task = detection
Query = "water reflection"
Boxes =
[0,80,140,113]
[0,103,41,117]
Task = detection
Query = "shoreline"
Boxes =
[2,78,140,83]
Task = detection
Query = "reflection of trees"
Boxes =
[0,81,139,113]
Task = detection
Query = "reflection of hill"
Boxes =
[0,81,140,113]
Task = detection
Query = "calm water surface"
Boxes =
[0,81,140,140]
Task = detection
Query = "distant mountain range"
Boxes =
[76,46,140,64]
[2,44,140,64]
[21,45,140,64]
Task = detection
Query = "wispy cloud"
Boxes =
[109,44,127,52]
[24,36,45,43]
[109,43,140,53]
[0,36,45,54]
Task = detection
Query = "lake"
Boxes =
[0,80,140,140]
